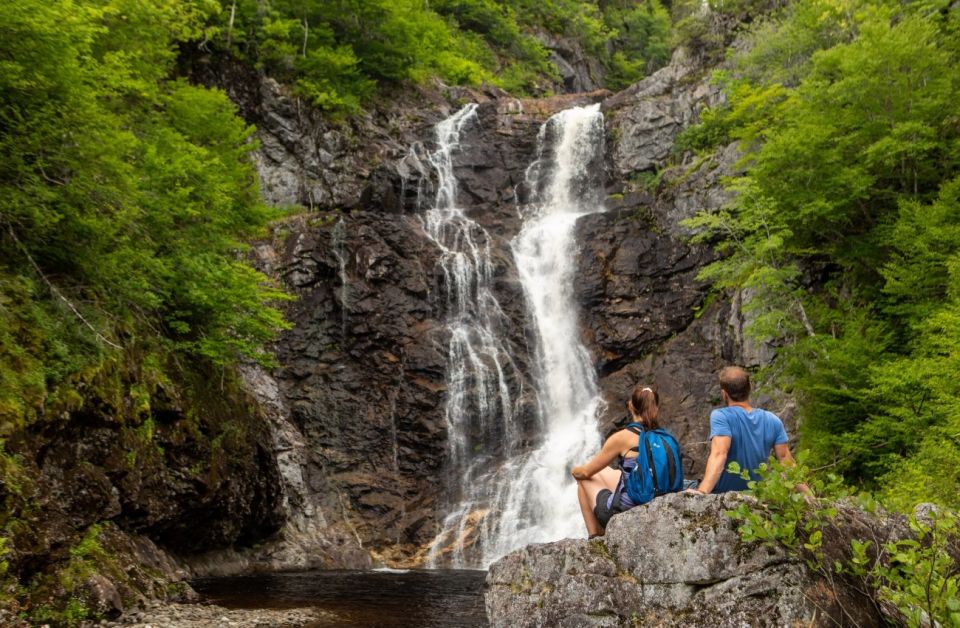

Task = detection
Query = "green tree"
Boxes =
[0,0,289,430]
[681,0,960,507]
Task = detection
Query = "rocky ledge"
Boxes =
[485,492,908,627]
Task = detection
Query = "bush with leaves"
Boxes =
[860,511,960,627]
[727,457,960,626]
[208,0,674,112]
[725,457,844,565]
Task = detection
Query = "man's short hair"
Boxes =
[720,366,751,402]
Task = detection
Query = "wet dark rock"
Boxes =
[251,210,536,562]
[82,574,124,618]
[576,206,713,378]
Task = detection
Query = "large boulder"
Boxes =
[486,493,886,627]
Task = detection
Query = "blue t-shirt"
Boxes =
[709,406,789,493]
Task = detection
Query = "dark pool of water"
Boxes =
[192,569,488,627]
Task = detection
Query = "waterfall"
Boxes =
[486,105,606,562]
[420,105,519,566]
[331,217,349,338]
[422,104,605,568]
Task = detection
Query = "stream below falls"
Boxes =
[192,569,488,627]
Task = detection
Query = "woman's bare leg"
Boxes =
[576,467,622,536]
[576,481,600,535]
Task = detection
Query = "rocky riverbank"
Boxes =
[95,602,332,628]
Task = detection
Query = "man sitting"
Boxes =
[689,366,800,495]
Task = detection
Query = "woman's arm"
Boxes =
[571,430,634,480]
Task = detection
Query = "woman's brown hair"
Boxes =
[629,384,660,429]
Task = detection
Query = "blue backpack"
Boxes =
[622,423,684,505]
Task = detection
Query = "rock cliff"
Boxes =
[176,31,783,570]
[4,365,284,618]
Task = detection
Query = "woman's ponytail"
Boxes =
[630,384,660,430]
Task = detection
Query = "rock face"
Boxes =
[604,48,724,176]
[6,368,282,616]
[175,15,783,570]
[540,33,606,93]
[485,493,886,627]
[218,90,610,565]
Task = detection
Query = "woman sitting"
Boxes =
[571,384,671,537]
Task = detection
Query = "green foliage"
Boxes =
[671,0,723,55]
[868,512,960,627]
[430,0,557,93]
[674,104,733,154]
[731,0,859,87]
[627,168,668,193]
[0,536,12,609]
[27,523,112,625]
[725,457,842,565]
[681,0,960,508]
[0,0,291,431]
[670,0,774,58]
[600,0,672,90]
[728,459,960,627]
[208,0,673,111]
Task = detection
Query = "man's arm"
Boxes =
[774,443,814,498]
[773,444,795,465]
[692,436,731,494]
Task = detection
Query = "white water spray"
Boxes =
[423,104,606,567]
[481,105,606,562]
[420,106,520,565]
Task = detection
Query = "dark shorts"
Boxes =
[594,489,619,528]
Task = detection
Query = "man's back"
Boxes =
[709,406,789,492]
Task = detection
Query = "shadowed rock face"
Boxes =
[5,368,285,617]
[485,493,892,627]
[272,212,454,558]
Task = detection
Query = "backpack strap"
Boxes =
[642,432,660,492]
[625,422,643,450]
[664,436,677,489]
[619,423,643,469]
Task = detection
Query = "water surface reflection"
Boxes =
[193,569,488,627]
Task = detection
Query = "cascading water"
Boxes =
[420,105,520,566]
[485,105,606,562]
[331,217,350,338]
[422,103,607,568]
